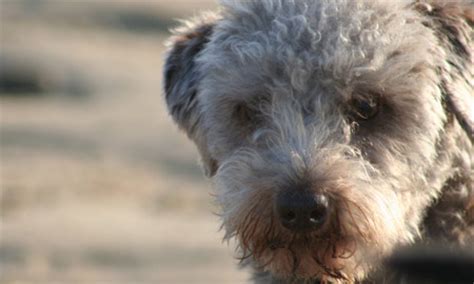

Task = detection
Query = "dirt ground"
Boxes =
[0,1,249,283]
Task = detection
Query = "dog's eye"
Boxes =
[349,97,379,120]
[234,103,255,126]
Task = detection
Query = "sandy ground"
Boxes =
[0,1,249,283]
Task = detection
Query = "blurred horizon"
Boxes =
[0,0,248,283]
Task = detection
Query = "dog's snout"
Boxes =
[275,189,329,232]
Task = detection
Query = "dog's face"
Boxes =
[164,0,473,282]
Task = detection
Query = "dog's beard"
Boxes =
[223,189,398,281]
[215,148,414,281]
[233,200,363,281]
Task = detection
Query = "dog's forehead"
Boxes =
[200,0,434,102]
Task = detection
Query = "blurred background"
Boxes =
[0,0,248,283]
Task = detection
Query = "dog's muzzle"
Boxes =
[275,189,329,233]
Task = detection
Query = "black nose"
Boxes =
[275,190,329,232]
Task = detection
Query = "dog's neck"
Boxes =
[420,114,473,245]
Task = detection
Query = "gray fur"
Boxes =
[163,0,473,283]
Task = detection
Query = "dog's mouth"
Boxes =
[231,196,375,281]
[217,162,393,281]
[238,229,359,281]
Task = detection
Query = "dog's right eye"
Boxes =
[349,97,379,121]
[233,103,256,127]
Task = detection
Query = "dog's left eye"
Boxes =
[234,103,257,127]
[349,97,379,120]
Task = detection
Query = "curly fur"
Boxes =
[163,0,473,283]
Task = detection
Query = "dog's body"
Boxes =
[163,0,473,282]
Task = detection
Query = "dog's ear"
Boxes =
[415,1,473,141]
[164,16,219,176]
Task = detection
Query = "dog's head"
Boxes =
[164,0,473,282]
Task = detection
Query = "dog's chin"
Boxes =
[245,233,370,282]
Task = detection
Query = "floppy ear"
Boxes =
[164,15,219,176]
[415,1,473,141]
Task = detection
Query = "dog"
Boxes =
[163,0,473,282]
